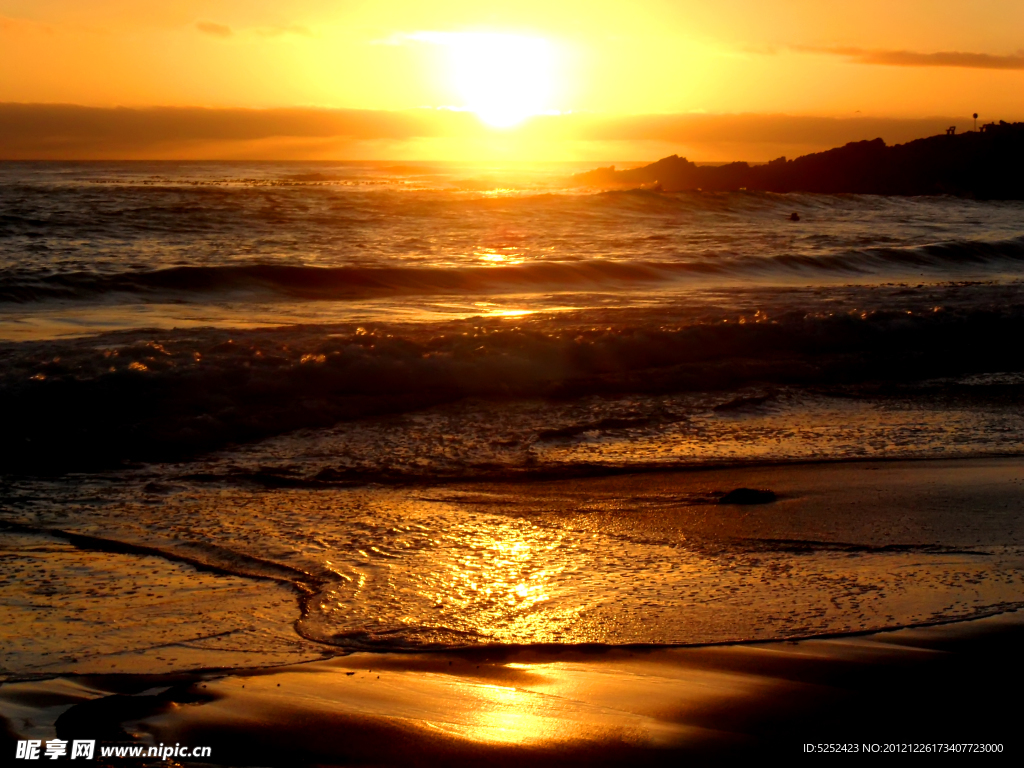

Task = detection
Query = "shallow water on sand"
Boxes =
[3,460,1024,676]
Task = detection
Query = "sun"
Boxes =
[444,33,558,128]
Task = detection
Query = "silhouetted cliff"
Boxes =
[575,121,1024,198]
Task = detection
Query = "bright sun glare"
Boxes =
[419,32,557,128]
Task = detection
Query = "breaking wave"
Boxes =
[4,297,1024,471]
[2,236,1024,303]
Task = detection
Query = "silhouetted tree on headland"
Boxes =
[574,121,1024,199]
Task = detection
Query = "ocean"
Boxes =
[2,161,1024,676]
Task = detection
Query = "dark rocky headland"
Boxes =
[575,121,1024,198]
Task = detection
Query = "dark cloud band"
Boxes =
[797,46,1024,70]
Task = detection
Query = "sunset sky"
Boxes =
[2,0,1023,160]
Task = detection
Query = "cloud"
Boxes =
[519,112,983,161]
[561,113,963,146]
[797,45,1024,70]
[0,104,458,159]
[196,21,233,38]
[0,103,993,161]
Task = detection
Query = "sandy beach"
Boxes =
[2,610,1020,765]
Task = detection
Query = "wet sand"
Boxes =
[2,611,1022,765]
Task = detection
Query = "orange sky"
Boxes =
[2,1,1023,160]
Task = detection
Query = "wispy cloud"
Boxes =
[196,21,232,39]
[795,45,1024,70]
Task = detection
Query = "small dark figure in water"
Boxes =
[719,488,778,505]
[789,212,800,221]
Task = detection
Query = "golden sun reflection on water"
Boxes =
[296,470,1024,652]
[439,534,555,614]
[475,248,526,264]
[304,502,611,647]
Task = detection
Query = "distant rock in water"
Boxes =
[719,488,778,505]
[789,212,801,221]
[574,121,1024,199]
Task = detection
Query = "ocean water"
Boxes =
[2,161,1024,675]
